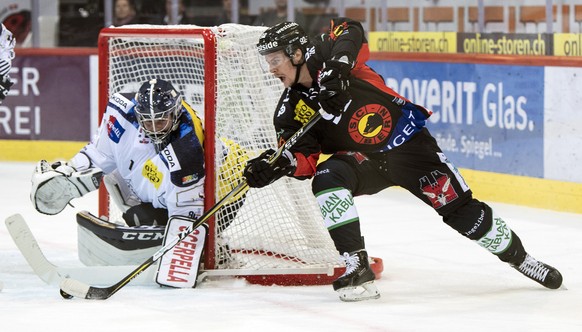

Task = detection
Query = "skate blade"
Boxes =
[337,281,381,302]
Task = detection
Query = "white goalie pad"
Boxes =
[76,210,164,266]
[30,160,103,215]
[102,170,142,214]
[156,217,207,288]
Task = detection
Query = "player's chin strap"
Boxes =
[30,160,103,215]
[290,56,305,86]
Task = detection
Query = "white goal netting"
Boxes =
[99,24,341,281]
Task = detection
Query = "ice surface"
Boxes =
[1,161,581,331]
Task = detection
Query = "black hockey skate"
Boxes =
[333,250,380,302]
[511,254,563,289]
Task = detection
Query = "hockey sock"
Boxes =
[473,212,513,256]
[316,187,363,253]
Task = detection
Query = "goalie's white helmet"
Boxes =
[134,78,183,147]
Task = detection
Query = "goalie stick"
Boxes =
[59,112,323,300]
[5,214,157,286]
[6,213,341,287]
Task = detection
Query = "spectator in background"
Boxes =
[296,0,336,38]
[113,0,140,26]
[160,0,195,25]
[215,0,253,25]
[253,0,288,27]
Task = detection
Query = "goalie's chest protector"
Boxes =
[103,96,175,207]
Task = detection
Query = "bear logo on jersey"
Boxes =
[348,104,392,145]
[420,170,459,209]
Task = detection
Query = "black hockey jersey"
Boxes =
[272,18,432,178]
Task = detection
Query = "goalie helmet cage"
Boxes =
[96,24,382,286]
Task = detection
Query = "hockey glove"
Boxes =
[31,160,103,215]
[0,74,13,101]
[50,160,77,176]
[318,58,352,117]
[243,149,296,188]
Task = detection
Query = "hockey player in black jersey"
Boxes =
[244,19,563,302]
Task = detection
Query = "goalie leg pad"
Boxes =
[76,210,165,266]
[156,217,207,288]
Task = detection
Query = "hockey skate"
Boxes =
[511,253,563,289]
[333,250,380,302]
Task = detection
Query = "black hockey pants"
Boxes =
[312,128,516,258]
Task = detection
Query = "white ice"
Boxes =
[1,161,581,332]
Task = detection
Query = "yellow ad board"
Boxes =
[368,31,457,53]
[553,33,582,56]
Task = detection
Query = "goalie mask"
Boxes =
[135,78,183,147]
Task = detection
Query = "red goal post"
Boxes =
[96,24,382,285]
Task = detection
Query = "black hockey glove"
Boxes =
[243,149,296,188]
[0,74,13,101]
[318,58,352,117]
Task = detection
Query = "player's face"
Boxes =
[263,51,294,88]
[142,117,172,133]
[139,112,174,138]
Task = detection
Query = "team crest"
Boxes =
[420,170,458,209]
[143,159,163,189]
[348,104,392,145]
[329,21,348,40]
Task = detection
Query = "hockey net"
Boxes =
[97,24,383,285]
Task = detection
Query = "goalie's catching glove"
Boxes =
[318,56,352,117]
[243,149,296,188]
[50,160,77,176]
[30,160,103,215]
[0,74,13,101]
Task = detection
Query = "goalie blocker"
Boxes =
[77,211,206,288]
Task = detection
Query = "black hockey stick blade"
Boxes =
[59,112,322,300]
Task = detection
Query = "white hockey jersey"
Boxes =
[0,23,15,77]
[71,93,206,220]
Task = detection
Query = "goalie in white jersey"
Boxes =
[32,78,206,224]
[0,23,15,102]
[30,78,246,287]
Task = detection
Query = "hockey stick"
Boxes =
[7,214,334,287]
[60,112,323,300]
[5,214,157,286]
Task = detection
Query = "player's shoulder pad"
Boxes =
[160,130,205,188]
[108,92,135,114]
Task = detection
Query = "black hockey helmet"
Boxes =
[257,22,309,58]
[134,78,183,145]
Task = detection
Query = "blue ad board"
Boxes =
[368,60,544,178]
